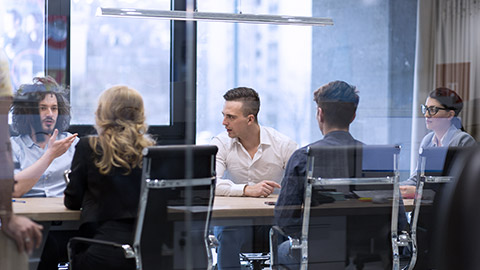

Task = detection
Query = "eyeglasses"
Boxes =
[421,104,449,116]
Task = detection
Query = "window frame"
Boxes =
[47,0,196,144]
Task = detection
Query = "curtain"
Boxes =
[410,0,480,170]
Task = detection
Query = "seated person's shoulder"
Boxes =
[76,136,89,145]
[213,131,230,140]
[459,131,476,146]
[10,133,22,143]
[211,131,235,148]
[10,134,30,149]
[76,135,99,150]
[263,126,286,138]
[288,145,308,162]
[263,126,297,146]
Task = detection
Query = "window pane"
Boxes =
[196,0,313,145]
[196,0,416,174]
[70,0,171,125]
[0,0,45,89]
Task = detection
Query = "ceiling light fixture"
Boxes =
[96,7,333,27]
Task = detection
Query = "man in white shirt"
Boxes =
[211,87,297,269]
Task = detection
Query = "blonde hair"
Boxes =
[90,86,155,175]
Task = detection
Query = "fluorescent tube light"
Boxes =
[96,7,333,26]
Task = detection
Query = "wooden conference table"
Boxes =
[12,195,416,269]
[13,195,415,221]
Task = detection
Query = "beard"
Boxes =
[32,117,55,142]
[41,116,56,133]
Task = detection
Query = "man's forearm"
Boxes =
[12,153,54,197]
[215,179,246,196]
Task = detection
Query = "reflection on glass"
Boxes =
[0,0,45,89]
[196,0,417,176]
[196,0,313,145]
[70,0,170,125]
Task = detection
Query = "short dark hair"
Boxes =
[223,87,260,122]
[428,87,463,116]
[313,80,359,129]
[11,77,71,136]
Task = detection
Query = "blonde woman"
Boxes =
[64,86,155,270]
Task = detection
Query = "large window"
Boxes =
[2,0,417,159]
[3,0,194,144]
[196,0,417,174]
[0,0,45,89]
[70,0,171,126]
[196,0,313,145]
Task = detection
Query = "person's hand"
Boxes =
[400,185,416,199]
[46,129,78,160]
[243,180,281,197]
[2,214,43,254]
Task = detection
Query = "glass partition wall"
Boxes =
[5,0,480,269]
[196,0,417,177]
[0,0,418,156]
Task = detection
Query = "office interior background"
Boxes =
[1,0,479,192]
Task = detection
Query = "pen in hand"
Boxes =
[12,199,26,203]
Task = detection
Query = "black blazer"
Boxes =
[64,137,142,225]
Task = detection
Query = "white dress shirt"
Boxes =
[211,126,298,196]
[11,133,79,197]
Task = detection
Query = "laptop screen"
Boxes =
[420,146,471,176]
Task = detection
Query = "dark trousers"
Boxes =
[214,225,270,270]
[71,220,136,270]
[38,229,77,270]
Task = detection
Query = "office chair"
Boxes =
[67,145,218,270]
[436,145,479,270]
[270,145,413,270]
[63,169,71,184]
[410,146,474,269]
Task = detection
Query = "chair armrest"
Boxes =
[271,226,301,249]
[68,237,135,259]
[208,234,219,248]
[271,225,287,238]
[64,169,71,184]
[270,226,302,268]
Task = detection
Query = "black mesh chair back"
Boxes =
[308,145,399,192]
[271,144,408,270]
[437,146,480,270]
[305,145,405,270]
[411,145,474,269]
[134,145,217,270]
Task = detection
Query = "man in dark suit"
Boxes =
[274,80,407,269]
[274,81,363,269]
[275,80,361,239]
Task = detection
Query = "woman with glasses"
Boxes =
[64,86,155,270]
[400,87,475,196]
